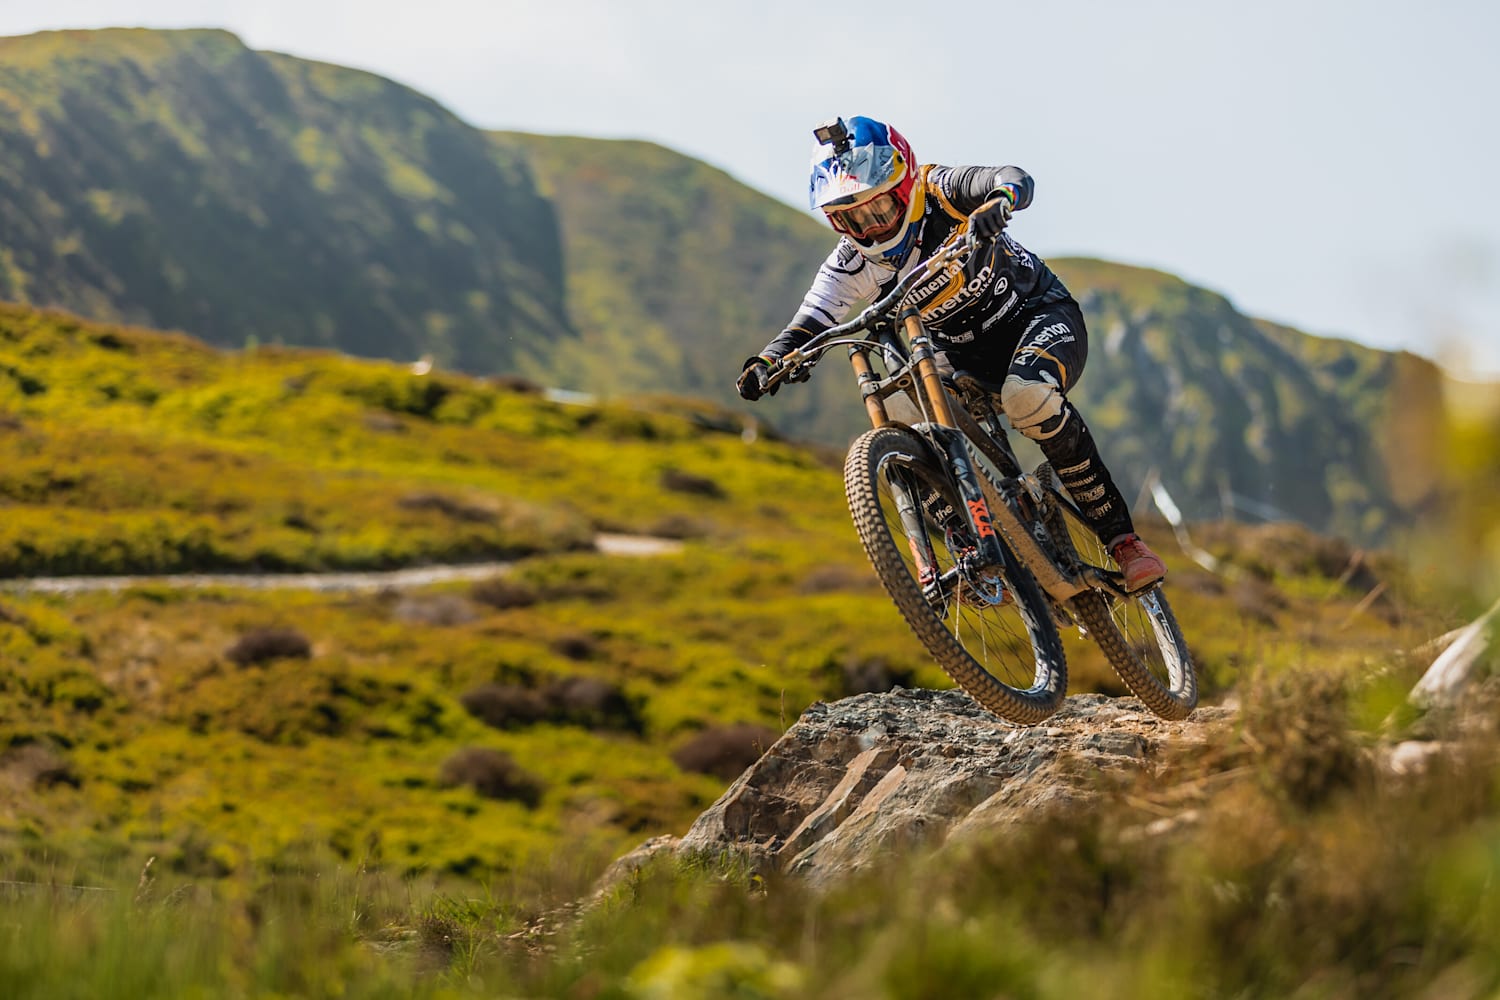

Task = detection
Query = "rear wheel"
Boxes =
[1036,463,1197,720]
[844,427,1067,724]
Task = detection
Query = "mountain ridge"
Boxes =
[0,26,1464,542]
[0,27,573,372]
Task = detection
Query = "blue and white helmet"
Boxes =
[808,116,922,262]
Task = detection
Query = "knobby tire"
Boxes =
[1036,463,1198,720]
[844,426,1067,725]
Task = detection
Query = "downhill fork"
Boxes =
[852,301,1073,602]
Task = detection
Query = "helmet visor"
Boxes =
[809,143,898,209]
[825,191,907,242]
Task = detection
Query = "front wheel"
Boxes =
[1037,463,1197,720]
[844,427,1067,725]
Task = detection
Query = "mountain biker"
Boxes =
[736,115,1167,592]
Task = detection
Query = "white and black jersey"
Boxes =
[761,164,1070,362]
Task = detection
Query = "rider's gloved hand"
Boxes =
[736,355,778,401]
[969,191,1014,241]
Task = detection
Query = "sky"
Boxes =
[3,0,1498,379]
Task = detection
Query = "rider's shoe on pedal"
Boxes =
[1108,533,1167,592]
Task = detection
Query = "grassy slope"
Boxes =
[0,301,942,883]
[492,131,845,439]
[0,303,1441,895]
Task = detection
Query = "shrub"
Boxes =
[550,632,598,661]
[459,677,643,733]
[545,676,642,733]
[489,374,542,395]
[469,576,539,610]
[438,748,543,807]
[798,565,879,595]
[396,492,496,523]
[659,468,725,500]
[226,627,312,666]
[0,743,79,789]
[459,684,550,730]
[671,723,781,781]
[840,657,915,696]
[1230,577,1289,627]
[1241,669,1368,810]
[647,514,712,540]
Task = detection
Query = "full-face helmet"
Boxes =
[808,116,922,262]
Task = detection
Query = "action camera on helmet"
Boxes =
[813,118,852,154]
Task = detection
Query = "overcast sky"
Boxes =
[4,0,1497,378]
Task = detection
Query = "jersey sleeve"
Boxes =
[758,238,884,360]
[926,165,1035,218]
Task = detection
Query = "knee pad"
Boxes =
[1000,375,1070,441]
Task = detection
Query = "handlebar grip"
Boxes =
[762,355,809,392]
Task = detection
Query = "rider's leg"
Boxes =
[996,302,1167,591]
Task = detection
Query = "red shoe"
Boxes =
[1109,533,1167,592]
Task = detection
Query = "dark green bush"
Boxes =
[458,684,549,730]
[438,747,543,807]
[468,576,539,609]
[226,627,312,666]
[670,723,780,781]
[659,468,725,499]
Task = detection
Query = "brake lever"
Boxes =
[764,354,813,391]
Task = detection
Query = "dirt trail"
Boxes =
[0,533,683,595]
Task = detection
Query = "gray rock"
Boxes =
[617,689,1229,888]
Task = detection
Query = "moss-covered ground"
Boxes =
[1,303,1490,997]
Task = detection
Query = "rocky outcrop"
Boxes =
[609,689,1231,888]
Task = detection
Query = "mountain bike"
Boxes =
[759,237,1197,724]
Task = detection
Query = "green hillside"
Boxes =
[1051,258,1442,538]
[493,131,840,435]
[0,302,1438,889]
[0,301,919,879]
[0,28,570,373]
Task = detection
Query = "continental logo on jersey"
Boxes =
[908,260,1008,329]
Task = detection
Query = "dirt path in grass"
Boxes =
[0,533,684,596]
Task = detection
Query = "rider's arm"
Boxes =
[928,165,1035,217]
[754,238,883,362]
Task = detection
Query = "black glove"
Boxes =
[737,356,777,401]
[969,193,1013,241]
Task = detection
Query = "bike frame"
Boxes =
[766,239,1092,604]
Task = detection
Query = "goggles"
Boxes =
[825,191,906,242]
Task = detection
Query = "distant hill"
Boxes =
[0,27,1456,542]
[500,132,1442,541]
[0,28,571,373]
[492,131,842,438]
[1049,259,1443,539]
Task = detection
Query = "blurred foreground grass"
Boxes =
[5,664,1499,999]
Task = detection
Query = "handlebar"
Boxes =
[762,234,980,392]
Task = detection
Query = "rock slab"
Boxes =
[609,689,1229,887]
